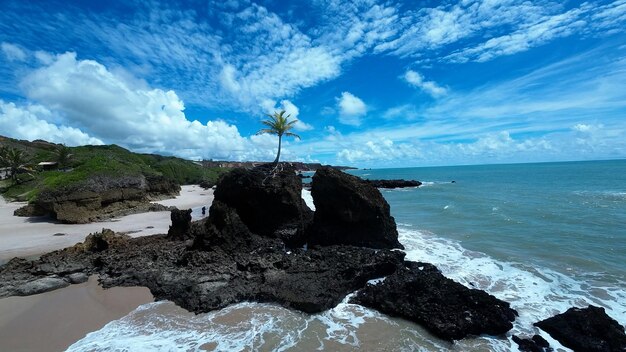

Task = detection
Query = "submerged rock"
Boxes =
[535,305,626,352]
[512,335,552,352]
[350,261,517,340]
[309,166,403,249]
[366,179,422,189]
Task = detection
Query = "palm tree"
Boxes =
[256,110,301,164]
[56,145,72,168]
[2,147,29,183]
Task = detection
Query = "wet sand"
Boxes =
[0,275,154,352]
[0,185,213,263]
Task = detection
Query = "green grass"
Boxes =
[1,139,228,202]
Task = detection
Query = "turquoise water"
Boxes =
[351,160,626,284]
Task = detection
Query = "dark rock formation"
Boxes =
[512,335,552,352]
[168,209,193,240]
[366,179,422,189]
[14,174,179,223]
[308,166,403,249]
[535,306,626,352]
[213,165,312,246]
[0,229,404,315]
[350,261,517,340]
[199,179,216,189]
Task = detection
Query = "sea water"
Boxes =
[68,160,626,351]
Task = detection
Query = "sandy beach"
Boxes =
[0,276,154,352]
[0,185,211,350]
[0,185,213,263]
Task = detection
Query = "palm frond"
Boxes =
[284,132,301,140]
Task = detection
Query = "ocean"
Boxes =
[68,160,626,351]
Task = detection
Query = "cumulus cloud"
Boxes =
[0,100,103,145]
[1,42,27,61]
[403,70,447,97]
[337,91,367,126]
[14,52,274,161]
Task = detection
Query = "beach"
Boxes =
[0,185,212,351]
[0,185,213,263]
[0,276,153,352]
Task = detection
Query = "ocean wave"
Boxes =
[398,227,626,350]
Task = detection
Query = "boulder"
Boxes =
[350,261,517,340]
[535,305,626,351]
[366,179,422,189]
[168,209,192,240]
[512,335,552,352]
[213,164,312,246]
[309,166,403,249]
[16,277,69,296]
[80,229,131,252]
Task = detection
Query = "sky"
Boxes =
[0,0,625,168]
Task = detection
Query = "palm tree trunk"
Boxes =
[274,135,282,164]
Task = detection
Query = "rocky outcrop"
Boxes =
[308,166,403,249]
[14,174,179,223]
[535,306,626,352]
[512,335,552,352]
[168,209,193,240]
[350,261,517,340]
[213,164,312,246]
[366,179,422,189]
[0,228,404,314]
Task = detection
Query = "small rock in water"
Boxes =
[535,305,626,352]
[52,233,66,236]
[512,335,552,352]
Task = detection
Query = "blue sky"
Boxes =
[0,0,625,168]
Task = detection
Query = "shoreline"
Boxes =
[0,185,213,263]
[0,275,154,352]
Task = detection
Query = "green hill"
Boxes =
[0,136,227,202]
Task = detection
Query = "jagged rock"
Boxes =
[191,200,255,251]
[67,272,89,284]
[350,261,517,340]
[80,229,131,252]
[168,209,192,240]
[309,166,403,249]
[512,335,552,352]
[535,306,626,352]
[213,164,312,246]
[366,179,422,189]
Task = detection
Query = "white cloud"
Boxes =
[219,64,241,93]
[15,52,275,161]
[403,70,447,97]
[1,42,27,61]
[382,104,420,120]
[337,91,367,126]
[0,101,103,145]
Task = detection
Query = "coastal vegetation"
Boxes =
[0,136,227,202]
[256,110,300,164]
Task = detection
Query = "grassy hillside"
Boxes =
[0,136,227,202]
